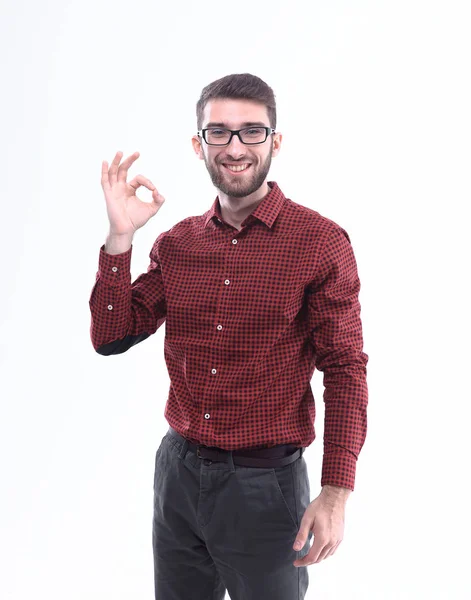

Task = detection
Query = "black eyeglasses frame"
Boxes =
[197,126,276,146]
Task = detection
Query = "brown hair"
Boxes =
[196,73,277,131]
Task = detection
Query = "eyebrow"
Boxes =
[204,121,268,129]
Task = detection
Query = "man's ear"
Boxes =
[272,132,282,157]
[191,135,204,160]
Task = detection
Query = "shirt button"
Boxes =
[111,266,118,272]
[224,279,230,285]
[204,413,210,419]
[107,305,113,310]
[211,368,217,374]
[217,325,222,330]
[232,239,237,244]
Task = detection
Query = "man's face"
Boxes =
[192,98,282,198]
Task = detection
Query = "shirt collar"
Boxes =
[203,181,286,230]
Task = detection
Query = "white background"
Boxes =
[1,0,470,598]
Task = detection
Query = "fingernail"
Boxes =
[294,541,302,550]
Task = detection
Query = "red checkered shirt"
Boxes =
[89,181,368,490]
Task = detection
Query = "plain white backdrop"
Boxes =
[1,0,470,598]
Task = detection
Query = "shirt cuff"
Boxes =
[98,243,132,287]
[321,443,357,491]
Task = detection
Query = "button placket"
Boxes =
[216,238,236,331]
[208,235,239,426]
[107,265,119,309]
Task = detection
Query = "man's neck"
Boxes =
[218,181,270,230]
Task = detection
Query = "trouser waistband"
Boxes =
[167,426,304,468]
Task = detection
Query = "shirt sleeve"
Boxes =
[88,236,167,355]
[306,226,369,491]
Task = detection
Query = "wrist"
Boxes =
[320,484,352,503]
[105,232,134,255]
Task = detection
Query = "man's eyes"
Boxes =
[208,128,263,134]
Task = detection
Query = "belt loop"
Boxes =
[227,449,235,473]
[178,439,189,460]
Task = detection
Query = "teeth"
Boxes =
[225,164,250,172]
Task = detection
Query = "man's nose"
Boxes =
[225,133,246,157]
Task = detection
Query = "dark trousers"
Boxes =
[152,426,313,599]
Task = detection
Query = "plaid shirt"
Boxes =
[89,181,368,490]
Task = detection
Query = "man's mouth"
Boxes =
[221,163,252,174]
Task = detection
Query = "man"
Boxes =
[89,72,369,600]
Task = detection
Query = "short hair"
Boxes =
[196,73,277,131]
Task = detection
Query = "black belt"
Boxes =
[167,426,304,468]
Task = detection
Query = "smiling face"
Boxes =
[192,98,282,199]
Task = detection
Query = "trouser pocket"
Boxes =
[271,461,299,529]
[153,433,169,490]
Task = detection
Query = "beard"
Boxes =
[203,146,273,198]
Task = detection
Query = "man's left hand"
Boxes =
[292,486,349,566]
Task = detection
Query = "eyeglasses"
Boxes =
[197,126,276,146]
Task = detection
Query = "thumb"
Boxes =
[151,188,165,211]
[293,526,309,550]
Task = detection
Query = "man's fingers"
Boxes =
[102,151,140,189]
[324,540,341,559]
[128,174,155,192]
[117,151,140,183]
[101,160,110,190]
[108,151,123,186]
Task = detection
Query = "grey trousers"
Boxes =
[152,428,313,599]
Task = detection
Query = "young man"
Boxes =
[90,73,369,600]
